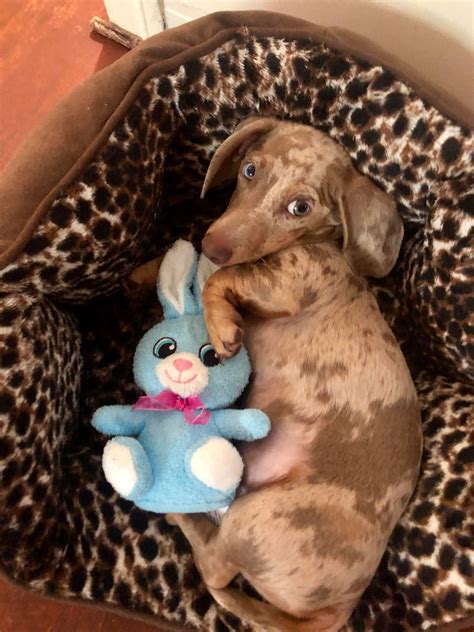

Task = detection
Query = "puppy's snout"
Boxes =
[202,232,233,265]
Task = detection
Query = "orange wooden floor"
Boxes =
[0,577,161,631]
[0,1,163,630]
[0,0,126,170]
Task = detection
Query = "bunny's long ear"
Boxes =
[158,240,198,318]
[194,253,219,311]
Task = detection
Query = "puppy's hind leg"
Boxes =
[209,587,357,632]
[167,513,238,588]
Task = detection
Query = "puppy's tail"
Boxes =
[208,586,346,632]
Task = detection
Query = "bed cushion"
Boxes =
[0,10,472,631]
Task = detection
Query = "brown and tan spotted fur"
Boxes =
[167,119,423,631]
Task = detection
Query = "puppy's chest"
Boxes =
[244,312,327,387]
[239,423,306,490]
[242,317,313,489]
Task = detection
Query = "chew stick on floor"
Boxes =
[90,16,142,49]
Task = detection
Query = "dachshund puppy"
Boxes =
[160,118,421,631]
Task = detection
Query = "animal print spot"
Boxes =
[458,446,474,465]
[58,234,79,251]
[393,115,408,136]
[93,219,112,241]
[98,543,117,566]
[441,137,461,164]
[459,194,474,213]
[0,307,20,326]
[0,391,14,413]
[351,108,370,126]
[107,525,123,545]
[412,118,428,139]
[162,561,179,588]
[443,509,465,529]
[405,583,423,605]
[127,106,142,130]
[384,162,401,178]
[205,66,216,88]
[214,619,230,632]
[77,199,93,223]
[78,489,94,507]
[384,92,405,114]
[341,134,356,150]
[266,52,281,75]
[82,165,99,184]
[419,565,438,586]
[0,437,14,458]
[317,86,338,105]
[441,589,461,611]
[438,544,455,569]
[139,536,159,561]
[328,57,350,77]
[129,508,149,533]
[69,568,87,593]
[362,129,379,146]
[184,59,203,82]
[50,203,73,227]
[407,527,436,557]
[192,594,213,617]
[115,581,132,607]
[406,610,423,627]
[183,565,201,589]
[396,558,412,577]
[457,554,472,578]
[425,601,441,619]
[217,52,231,75]
[2,267,28,283]
[413,501,434,521]
[24,235,50,255]
[292,57,310,84]
[372,70,395,90]
[345,78,368,100]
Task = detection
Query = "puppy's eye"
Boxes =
[153,337,177,359]
[199,343,220,367]
[287,200,311,217]
[243,162,256,179]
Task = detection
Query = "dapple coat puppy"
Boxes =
[167,118,422,631]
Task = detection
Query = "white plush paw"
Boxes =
[190,438,243,492]
[103,440,137,497]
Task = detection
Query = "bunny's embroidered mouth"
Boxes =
[165,370,197,385]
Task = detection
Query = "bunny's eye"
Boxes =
[199,343,220,367]
[153,337,177,359]
[243,162,256,179]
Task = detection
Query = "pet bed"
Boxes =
[0,10,472,632]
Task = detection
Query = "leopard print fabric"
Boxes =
[1,32,473,631]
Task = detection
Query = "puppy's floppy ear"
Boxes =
[201,117,278,198]
[338,171,403,278]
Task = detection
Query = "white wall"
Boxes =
[164,0,474,122]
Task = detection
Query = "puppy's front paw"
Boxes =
[208,318,243,360]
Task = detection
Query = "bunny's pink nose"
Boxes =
[173,358,193,372]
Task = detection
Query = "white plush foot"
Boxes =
[103,440,138,497]
[190,438,243,493]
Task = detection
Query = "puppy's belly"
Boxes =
[240,425,305,490]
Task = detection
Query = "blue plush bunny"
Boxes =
[92,240,270,513]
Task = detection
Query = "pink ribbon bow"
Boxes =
[132,391,211,425]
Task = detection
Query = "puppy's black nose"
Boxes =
[202,233,233,265]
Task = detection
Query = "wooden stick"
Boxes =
[90,16,143,50]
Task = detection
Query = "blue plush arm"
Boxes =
[213,409,270,441]
[92,405,151,436]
